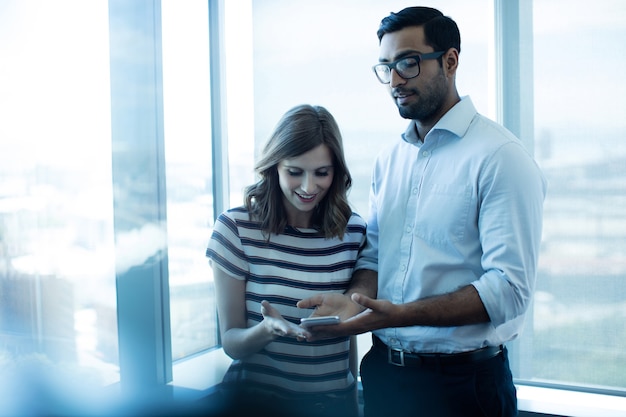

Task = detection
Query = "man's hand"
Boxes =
[297,292,400,341]
[297,293,362,321]
[296,292,363,340]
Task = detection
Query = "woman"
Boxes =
[205,104,366,417]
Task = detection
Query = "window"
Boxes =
[0,0,222,412]
[161,0,218,362]
[241,0,626,414]
[519,0,626,393]
[1,0,625,415]
[0,0,119,391]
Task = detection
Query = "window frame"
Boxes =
[494,1,626,415]
[108,0,230,393]
[108,0,172,388]
[494,0,535,382]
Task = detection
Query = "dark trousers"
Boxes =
[360,345,517,417]
[214,383,358,417]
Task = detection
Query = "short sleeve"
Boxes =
[205,211,249,280]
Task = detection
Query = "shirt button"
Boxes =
[406,226,412,233]
[422,150,430,157]
[400,264,406,271]
[412,187,418,194]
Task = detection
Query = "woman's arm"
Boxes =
[214,267,304,359]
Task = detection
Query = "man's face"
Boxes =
[378,26,449,123]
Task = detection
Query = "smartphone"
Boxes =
[300,316,340,327]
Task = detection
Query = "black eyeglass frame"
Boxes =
[372,51,445,84]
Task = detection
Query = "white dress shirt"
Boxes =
[356,96,547,353]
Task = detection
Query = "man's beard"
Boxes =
[399,98,442,121]
[396,73,447,122]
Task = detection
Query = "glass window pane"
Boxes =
[0,0,119,395]
[161,0,218,360]
[530,0,626,392]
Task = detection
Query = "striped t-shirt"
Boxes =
[206,206,367,397]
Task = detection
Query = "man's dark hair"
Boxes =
[377,6,461,54]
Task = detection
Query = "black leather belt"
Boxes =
[372,335,502,367]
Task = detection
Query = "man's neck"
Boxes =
[414,120,436,142]
[415,94,461,141]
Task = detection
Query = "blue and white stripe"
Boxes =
[206,206,366,396]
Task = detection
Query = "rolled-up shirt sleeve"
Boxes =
[472,141,547,327]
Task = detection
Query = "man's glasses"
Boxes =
[372,51,445,84]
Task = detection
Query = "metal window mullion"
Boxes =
[109,0,172,391]
[494,0,535,379]
[209,0,230,221]
[495,0,535,153]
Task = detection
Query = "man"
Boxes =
[298,6,546,417]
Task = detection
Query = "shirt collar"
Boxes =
[402,96,477,145]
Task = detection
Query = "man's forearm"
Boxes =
[347,269,377,298]
[399,284,490,327]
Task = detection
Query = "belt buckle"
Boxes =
[388,348,406,366]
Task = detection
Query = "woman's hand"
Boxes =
[261,300,306,339]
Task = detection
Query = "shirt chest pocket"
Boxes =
[413,184,473,245]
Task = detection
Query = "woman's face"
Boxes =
[277,144,334,228]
